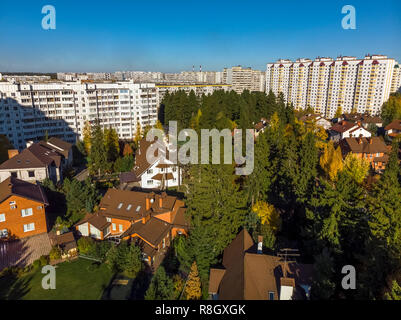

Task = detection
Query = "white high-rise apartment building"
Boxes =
[0,81,157,150]
[266,55,399,118]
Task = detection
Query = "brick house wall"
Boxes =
[0,195,48,239]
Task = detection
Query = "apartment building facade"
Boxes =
[223,66,265,93]
[266,55,399,118]
[0,81,158,150]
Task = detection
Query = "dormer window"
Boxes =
[268,292,275,300]
[117,203,123,209]
[127,204,132,211]
[136,206,141,212]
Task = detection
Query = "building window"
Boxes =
[172,167,177,172]
[106,217,111,222]
[119,224,123,232]
[0,229,8,238]
[23,223,35,232]
[0,214,5,222]
[147,180,153,185]
[147,169,153,174]
[112,223,116,231]
[28,171,35,178]
[269,292,275,300]
[21,208,33,217]
[37,206,43,210]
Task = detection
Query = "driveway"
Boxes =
[0,233,52,271]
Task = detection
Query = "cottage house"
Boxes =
[340,136,389,172]
[328,121,371,142]
[0,138,73,184]
[133,138,181,190]
[0,176,49,239]
[208,229,313,300]
[75,189,188,268]
[384,120,401,139]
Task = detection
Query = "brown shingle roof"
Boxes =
[0,176,49,205]
[329,121,356,133]
[119,172,140,184]
[209,269,226,294]
[385,120,401,131]
[0,148,47,170]
[172,207,189,229]
[151,173,174,181]
[76,213,110,231]
[98,189,177,221]
[210,229,313,300]
[51,232,77,251]
[342,137,388,154]
[122,217,171,246]
[39,137,72,159]
[133,138,175,178]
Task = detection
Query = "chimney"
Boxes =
[279,277,295,300]
[26,140,34,148]
[257,236,263,254]
[8,149,19,159]
[159,196,163,208]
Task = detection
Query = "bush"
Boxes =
[32,259,41,270]
[77,237,95,255]
[39,255,49,266]
[49,246,62,261]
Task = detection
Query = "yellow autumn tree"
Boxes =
[82,121,92,154]
[133,121,142,148]
[343,153,370,184]
[185,261,202,300]
[320,141,344,181]
[190,109,202,130]
[295,117,328,149]
[270,112,280,131]
[335,106,343,118]
[252,201,282,233]
[155,120,164,132]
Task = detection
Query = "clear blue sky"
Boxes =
[0,0,400,73]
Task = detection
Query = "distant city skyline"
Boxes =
[0,0,400,73]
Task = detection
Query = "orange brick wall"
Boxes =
[0,195,48,239]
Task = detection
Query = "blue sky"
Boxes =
[0,0,400,72]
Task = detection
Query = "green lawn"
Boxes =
[0,258,114,300]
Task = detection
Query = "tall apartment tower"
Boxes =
[266,54,398,118]
[326,56,360,116]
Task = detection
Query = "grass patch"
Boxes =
[0,258,114,300]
